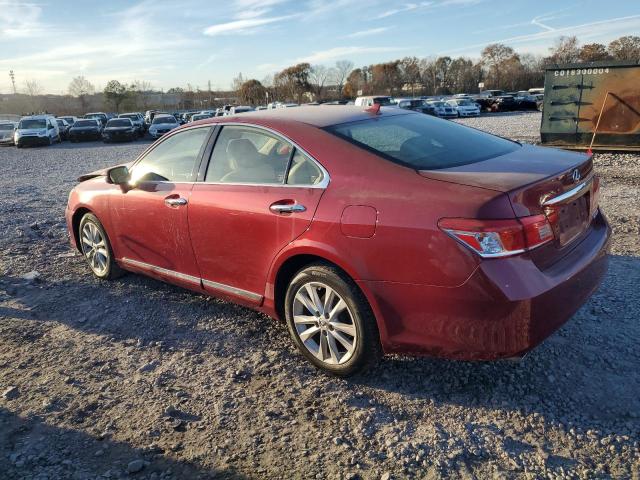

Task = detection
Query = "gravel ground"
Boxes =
[1,113,639,480]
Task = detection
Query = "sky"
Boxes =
[1,0,639,94]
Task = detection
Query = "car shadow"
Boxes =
[0,406,245,479]
[1,254,638,442]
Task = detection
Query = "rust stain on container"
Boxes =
[540,61,640,151]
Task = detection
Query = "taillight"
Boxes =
[438,215,554,258]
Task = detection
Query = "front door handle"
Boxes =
[165,197,188,207]
[270,203,306,214]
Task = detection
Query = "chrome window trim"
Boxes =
[541,179,592,206]
[119,257,263,302]
[202,122,330,189]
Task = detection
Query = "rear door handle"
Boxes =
[270,203,306,214]
[165,197,188,207]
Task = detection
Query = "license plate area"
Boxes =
[552,194,590,246]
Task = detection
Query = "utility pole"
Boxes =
[9,70,16,94]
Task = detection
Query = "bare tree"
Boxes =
[332,60,354,98]
[309,65,331,101]
[23,79,43,112]
[579,43,610,62]
[68,76,95,112]
[608,35,640,61]
[547,36,580,64]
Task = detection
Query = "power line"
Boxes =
[9,70,16,94]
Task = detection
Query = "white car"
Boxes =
[354,96,395,107]
[425,101,458,118]
[446,99,481,117]
[148,114,179,139]
[0,122,17,145]
[15,115,60,148]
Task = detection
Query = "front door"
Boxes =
[188,125,327,305]
[110,126,213,288]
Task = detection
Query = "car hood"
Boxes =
[71,126,99,131]
[418,144,589,192]
[77,161,133,182]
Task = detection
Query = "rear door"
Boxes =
[188,124,328,305]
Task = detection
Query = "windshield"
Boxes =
[457,100,473,106]
[152,116,177,124]
[325,113,519,170]
[107,119,131,127]
[119,115,137,120]
[0,124,14,131]
[430,102,445,107]
[19,119,46,129]
[74,120,97,128]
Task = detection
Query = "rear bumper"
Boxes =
[361,211,611,360]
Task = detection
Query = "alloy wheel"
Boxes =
[292,282,357,365]
[81,222,109,275]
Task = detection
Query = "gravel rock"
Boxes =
[126,459,146,474]
[2,386,19,400]
[0,118,638,479]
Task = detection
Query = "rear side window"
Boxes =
[325,113,519,170]
[205,126,292,184]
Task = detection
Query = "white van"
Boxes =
[354,96,396,107]
[15,115,60,148]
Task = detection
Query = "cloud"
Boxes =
[443,14,640,56]
[298,46,409,64]
[0,0,47,38]
[345,27,392,38]
[203,14,297,36]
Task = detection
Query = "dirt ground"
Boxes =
[1,112,638,480]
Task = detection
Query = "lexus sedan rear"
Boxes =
[65,106,610,376]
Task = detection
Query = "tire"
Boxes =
[284,262,382,376]
[47,136,52,146]
[78,213,124,280]
[16,143,22,149]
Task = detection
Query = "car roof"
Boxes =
[198,105,411,128]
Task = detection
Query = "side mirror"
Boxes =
[107,165,131,186]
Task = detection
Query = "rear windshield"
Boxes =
[152,116,176,124]
[119,114,137,120]
[19,119,46,129]
[74,120,97,127]
[325,113,519,170]
[107,119,131,127]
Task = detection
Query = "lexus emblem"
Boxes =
[571,169,581,182]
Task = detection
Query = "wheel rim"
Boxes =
[293,282,357,365]
[81,222,109,275]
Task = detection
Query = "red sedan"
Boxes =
[65,106,611,376]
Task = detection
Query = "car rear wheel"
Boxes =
[79,213,124,280]
[284,263,381,376]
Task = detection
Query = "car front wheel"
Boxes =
[284,263,382,376]
[79,213,124,280]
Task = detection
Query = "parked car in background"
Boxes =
[15,115,60,148]
[55,118,71,140]
[229,106,255,115]
[446,98,481,117]
[354,96,395,107]
[425,101,457,118]
[68,119,102,142]
[479,89,505,98]
[190,113,212,122]
[58,116,78,126]
[0,122,17,145]
[84,112,108,128]
[494,95,517,111]
[396,98,436,116]
[148,114,179,139]
[119,113,145,137]
[102,118,137,143]
[66,106,610,376]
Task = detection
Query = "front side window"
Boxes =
[325,113,519,170]
[131,127,211,183]
[205,126,292,184]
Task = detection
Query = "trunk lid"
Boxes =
[420,144,598,264]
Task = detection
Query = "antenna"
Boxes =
[9,70,16,94]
